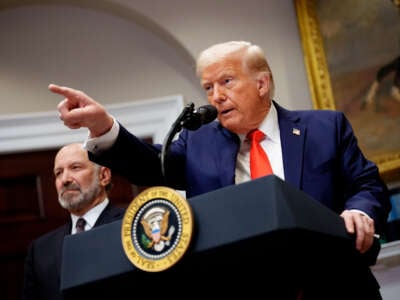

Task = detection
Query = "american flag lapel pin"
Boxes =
[292,128,301,136]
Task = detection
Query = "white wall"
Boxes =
[0,0,311,117]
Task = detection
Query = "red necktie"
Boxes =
[247,129,273,179]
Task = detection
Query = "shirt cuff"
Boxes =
[83,117,120,154]
[349,209,372,219]
[348,209,380,238]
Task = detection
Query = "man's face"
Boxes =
[200,56,270,134]
[53,144,100,211]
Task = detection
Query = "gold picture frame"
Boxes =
[294,0,400,181]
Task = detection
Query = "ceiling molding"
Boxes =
[0,95,184,154]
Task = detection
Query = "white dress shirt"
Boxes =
[70,198,109,234]
[84,119,119,154]
[235,104,284,184]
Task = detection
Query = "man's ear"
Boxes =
[99,166,112,187]
[257,73,270,98]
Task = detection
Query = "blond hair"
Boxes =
[196,41,274,97]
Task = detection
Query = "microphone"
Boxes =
[160,103,218,183]
[182,104,218,130]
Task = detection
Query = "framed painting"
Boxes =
[294,0,400,182]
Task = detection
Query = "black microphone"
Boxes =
[182,104,218,130]
[160,103,218,183]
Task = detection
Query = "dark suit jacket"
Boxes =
[90,102,390,233]
[21,203,125,300]
[87,102,391,297]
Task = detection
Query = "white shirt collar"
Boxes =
[71,198,109,233]
[237,102,279,143]
[258,102,279,143]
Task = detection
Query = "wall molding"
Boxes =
[0,95,184,154]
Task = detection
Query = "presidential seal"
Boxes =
[121,186,194,272]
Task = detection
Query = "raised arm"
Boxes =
[49,83,114,138]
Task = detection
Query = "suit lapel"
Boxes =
[275,103,305,189]
[95,204,125,226]
[215,126,240,187]
[211,110,306,188]
[55,206,124,282]
[56,223,72,279]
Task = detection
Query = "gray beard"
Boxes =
[58,178,101,211]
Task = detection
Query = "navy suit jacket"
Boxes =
[22,203,125,300]
[90,102,390,234]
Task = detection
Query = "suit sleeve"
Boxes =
[21,242,39,300]
[88,124,166,186]
[338,112,391,234]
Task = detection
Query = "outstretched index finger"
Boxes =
[48,83,80,99]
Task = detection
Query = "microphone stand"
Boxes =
[160,102,195,184]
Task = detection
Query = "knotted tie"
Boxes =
[247,129,273,179]
[75,217,86,233]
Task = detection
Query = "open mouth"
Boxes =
[221,108,234,115]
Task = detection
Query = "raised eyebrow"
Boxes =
[201,79,210,87]
[221,72,234,80]
[201,83,212,90]
[70,162,85,169]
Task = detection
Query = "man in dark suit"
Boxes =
[21,143,125,300]
[49,41,391,299]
